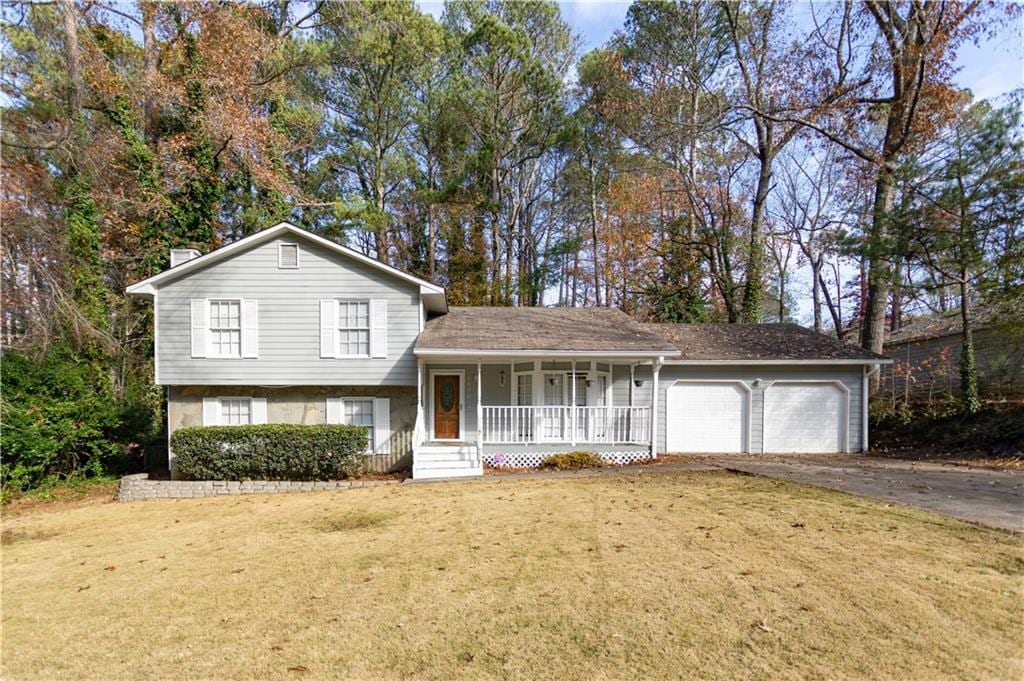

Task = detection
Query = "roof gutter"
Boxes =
[413,348,678,358]
[661,358,893,365]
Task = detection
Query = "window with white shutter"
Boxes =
[337,301,370,357]
[209,300,241,358]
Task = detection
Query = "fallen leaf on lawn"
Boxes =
[104,566,116,571]
[613,544,628,551]
[271,646,283,651]
[159,567,168,572]
[232,568,245,574]
[287,665,308,672]
[460,652,475,663]
[791,522,805,529]
[436,566,446,571]
[362,577,373,582]
[77,585,91,592]
[754,621,772,633]
[310,594,326,600]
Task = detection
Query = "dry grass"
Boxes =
[2,470,1021,680]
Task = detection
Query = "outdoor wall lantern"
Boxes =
[499,369,506,387]
[585,372,595,388]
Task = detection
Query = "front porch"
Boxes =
[411,357,661,479]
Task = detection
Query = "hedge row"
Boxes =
[170,424,368,481]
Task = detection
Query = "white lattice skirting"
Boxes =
[483,450,653,469]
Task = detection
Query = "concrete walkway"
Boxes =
[703,455,1024,532]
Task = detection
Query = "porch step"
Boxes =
[412,465,483,480]
[412,442,483,480]
[415,453,479,465]
[417,444,476,454]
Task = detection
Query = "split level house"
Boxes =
[127,222,891,480]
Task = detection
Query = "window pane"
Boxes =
[342,399,374,453]
[338,303,370,355]
[517,375,533,406]
[220,398,252,426]
[210,300,241,357]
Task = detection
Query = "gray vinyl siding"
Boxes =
[656,365,866,453]
[156,236,422,385]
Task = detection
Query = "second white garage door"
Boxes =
[665,381,748,453]
[763,382,847,453]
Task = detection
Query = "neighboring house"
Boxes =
[882,308,1024,400]
[127,222,891,480]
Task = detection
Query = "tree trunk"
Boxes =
[141,1,160,149]
[58,0,82,119]
[861,164,895,367]
[959,276,981,414]
[589,157,602,306]
[811,255,823,332]
[742,152,773,322]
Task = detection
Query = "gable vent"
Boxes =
[278,243,299,269]
[170,248,201,268]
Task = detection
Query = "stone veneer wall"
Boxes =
[117,473,400,502]
[167,385,416,474]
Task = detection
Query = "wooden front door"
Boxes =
[433,374,461,440]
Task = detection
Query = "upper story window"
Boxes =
[209,300,241,357]
[338,301,370,357]
[220,397,252,425]
[278,243,299,269]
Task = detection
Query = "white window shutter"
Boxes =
[241,300,259,358]
[251,397,267,424]
[202,397,220,426]
[373,397,390,454]
[191,299,208,358]
[370,299,387,358]
[320,300,337,358]
[326,398,343,424]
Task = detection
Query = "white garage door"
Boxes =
[665,382,747,453]
[764,383,846,453]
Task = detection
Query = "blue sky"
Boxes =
[419,1,1023,101]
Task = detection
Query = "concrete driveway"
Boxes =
[702,455,1024,532]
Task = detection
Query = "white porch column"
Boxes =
[476,361,483,460]
[570,360,577,447]
[650,359,662,459]
[416,359,424,447]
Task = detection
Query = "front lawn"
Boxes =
[2,471,1021,680]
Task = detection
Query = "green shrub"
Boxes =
[539,451,606,471]
[1,347,157,494]
[171,424,368,481]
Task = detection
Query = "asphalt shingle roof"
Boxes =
[643,323,888,361]
[416,307,678,353]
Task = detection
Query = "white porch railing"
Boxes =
[481,406,650,445]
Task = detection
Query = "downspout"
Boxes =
[862,364,880,453]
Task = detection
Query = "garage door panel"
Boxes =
[666,382,747,453]
[764,383,845,453]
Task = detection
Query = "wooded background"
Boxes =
[2,0,1022,490]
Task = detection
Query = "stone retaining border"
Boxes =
[116,473,400,502]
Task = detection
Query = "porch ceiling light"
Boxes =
[548,376,560,386]
[633,378,645,388]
